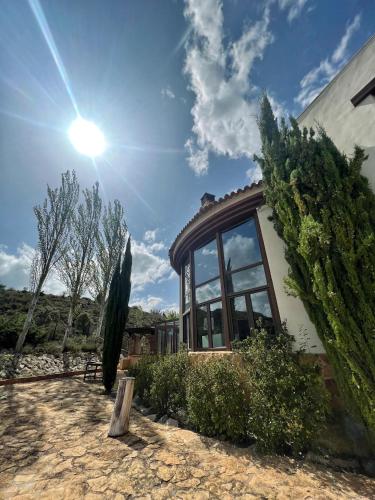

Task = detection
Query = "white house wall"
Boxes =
[257,205,325,354]
[297,35,375,190]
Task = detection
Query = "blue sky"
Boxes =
[0,0,373,311]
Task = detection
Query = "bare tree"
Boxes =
[90,200,127,337]
[15,171,79,352]
[57,182,102,350]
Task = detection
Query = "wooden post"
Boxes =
[108,377,135,437]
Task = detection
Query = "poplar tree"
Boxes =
[90,200,127,337]
[254,95,375,432]
[16,171,79,352]
[102,237,132,393]
[57,183,102,350]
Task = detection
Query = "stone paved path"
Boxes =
[0,379,374,499]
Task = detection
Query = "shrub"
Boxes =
[149,350,189,415]
[234,325,329,454]
[128,355,159,405]
[187,356,251,442]
[75,312,93,336]
[81,337,101,352]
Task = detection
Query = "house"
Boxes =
[168,35,375,358]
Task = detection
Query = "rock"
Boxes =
[361,459,375,477]
[156,466,174,482]
[139,406,153,416]
[158,415,169,424]
[147,414,158,422]
[165,418,179,427]
[305,452,360,472]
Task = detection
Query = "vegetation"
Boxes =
[102,237,132,393]
[233,325,329,453]
[187,355,250,442]
[254,95,375,433]
[57,182,102,350]
[89,200,127,337]
[0,287,164,353]
[16,171,79,352]
[132,326,328,453]
[149,349,188,415]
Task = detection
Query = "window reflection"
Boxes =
[210,301,225,348]
[222,219,261,272]
[183,260,191,311]
[251,291,273,328]
[166,326,174,354]
[196,306,209,348]
[230,296,250,341]
[227,264,266,294]
[183,313,190,348]
[194,239,219,285]
[195,278,221,304]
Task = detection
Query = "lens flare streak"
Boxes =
[27,0,79,115]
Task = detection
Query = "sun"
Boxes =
[68,118,107,157]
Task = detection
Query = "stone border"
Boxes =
[0,369,102,386]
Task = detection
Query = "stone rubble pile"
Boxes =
[0,352,101,379]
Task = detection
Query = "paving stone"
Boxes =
[0,378,374,499]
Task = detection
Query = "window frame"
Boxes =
[181,211,280,351]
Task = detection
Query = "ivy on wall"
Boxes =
[254,96,375,433]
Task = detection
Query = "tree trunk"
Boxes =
[62,303,74,351]
[108,377,135,437]
[94,300,106,338]
[15,284,42,352]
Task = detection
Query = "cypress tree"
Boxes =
[254,95,375,433]
[102,237,132,393]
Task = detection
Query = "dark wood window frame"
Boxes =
[181,210,280,352]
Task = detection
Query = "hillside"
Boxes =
[0,285,166,351]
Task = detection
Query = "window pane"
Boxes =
[210,301,225,348]
[195,278,221,304]
[166,326,174,354]
[194,239,219,285]
[227,264,267,294]
[183,260,191,311]
[157,328,165,354]
[222,219,262,272]
[251,291,273,328]
[230,296,250,341]
[196,306,209,349]
[183,313,190,348]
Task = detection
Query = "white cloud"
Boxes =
[130,295,179,313]
[144,229,158,242]
[130,295,163,312]
[184,0,276,175]
[131,240,171,292]
[0,243,66,295]
[278,0,309,22]
[246,164,263,185]
[161,86,176,99]
[295,14,361,108]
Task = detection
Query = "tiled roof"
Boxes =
[169,180,263,260]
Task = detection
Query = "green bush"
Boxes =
[34,341,61,355]
[128,355,159,405]
[187,356,251,442]
[234,326,329,454]
[75,312,93,336]
[149,350,189,415]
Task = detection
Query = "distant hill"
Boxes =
[0,285,167,350]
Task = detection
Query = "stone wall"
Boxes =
[0,352,101,379]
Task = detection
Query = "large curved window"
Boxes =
[181,214,277,351]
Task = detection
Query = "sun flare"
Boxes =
[68,118,107,157]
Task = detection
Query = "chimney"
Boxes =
[200,192,215,208]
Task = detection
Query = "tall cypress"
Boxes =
[102,237,132,393]
[254,95,375,433]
